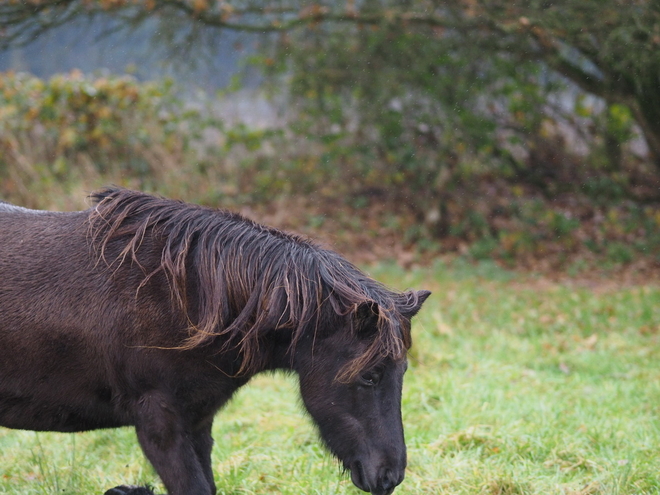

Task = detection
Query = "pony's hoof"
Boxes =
[103,486,156,495]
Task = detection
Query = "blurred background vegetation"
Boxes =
[1,0,659,275]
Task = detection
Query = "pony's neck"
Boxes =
[257,331,296,372]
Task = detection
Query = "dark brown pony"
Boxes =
[0,189,430,495]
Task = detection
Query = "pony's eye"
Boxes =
[360,371,381,386]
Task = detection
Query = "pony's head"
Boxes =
[295,289,431,495]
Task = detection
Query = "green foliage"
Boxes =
[248,10,659,264]
[0,70,221,206]
[606,242,635,265]
[264,21,551,193]
[1,69,659,268]
[3,0,660,165]
[469,237,499,261]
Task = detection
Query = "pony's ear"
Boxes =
[401,290,431,319]
[355,301,380,339]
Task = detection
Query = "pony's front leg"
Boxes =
[190,418,217,495]
[133,392,215,495]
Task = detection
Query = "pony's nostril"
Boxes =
[381,470,393,488]
[350,461,370,492]
[377,468,401,494]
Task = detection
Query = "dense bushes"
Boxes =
[0,71,219,206]
[1,69,659,271]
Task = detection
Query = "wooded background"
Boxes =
[1,1,659,273]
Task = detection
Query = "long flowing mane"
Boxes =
[88,188,419,379]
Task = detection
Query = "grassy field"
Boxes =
[1,261,660,494]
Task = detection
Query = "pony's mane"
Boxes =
[88,188,419,379]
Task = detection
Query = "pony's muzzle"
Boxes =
[350,461,404,495]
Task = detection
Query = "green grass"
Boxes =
[2,261,660,494]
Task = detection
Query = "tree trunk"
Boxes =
[626,70,660,169]
[630,101,660,169]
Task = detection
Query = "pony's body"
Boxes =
[0,189,430,495]
[0,207,247,433]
